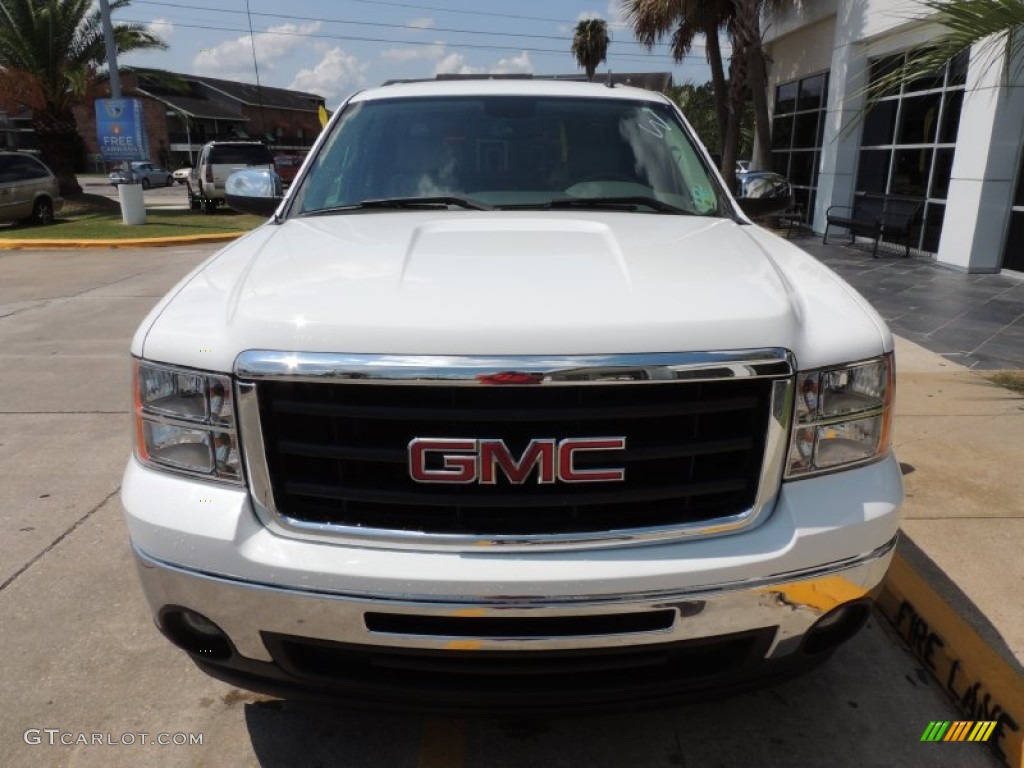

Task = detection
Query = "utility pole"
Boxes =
[98,0,145,223]
[99,0,121,100]
[98,0,130,182]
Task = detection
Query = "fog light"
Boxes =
[803,600,871,656]
[181,610,222,637]
[161,608,232,660]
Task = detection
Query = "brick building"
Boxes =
[73,69,326,171]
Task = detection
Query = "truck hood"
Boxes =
[137,212,889,372]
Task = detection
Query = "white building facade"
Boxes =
[761,0,1024,273]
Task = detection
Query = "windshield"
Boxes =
[293,95,726,216]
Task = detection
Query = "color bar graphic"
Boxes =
[920,721,997,742]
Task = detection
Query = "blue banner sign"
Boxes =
[95,98,149,162]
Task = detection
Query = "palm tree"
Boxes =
[0,0,167,195]
[571,18,610,81]
[623,0,784,188]
[622,0,733,154]
[865,0,1024,105]
[729,0,773,173]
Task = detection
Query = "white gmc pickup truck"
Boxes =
[123,79,902,712]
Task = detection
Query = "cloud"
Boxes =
[381,44,532,77]
[407,17,435,29]
[435,52,483,76]
[289,46,368,103]
[605,0,629,31]
[560,10,621,34]
[380,44,447,63]
[193,21,322,79]
[146,18,174,40]
[490,51,533,75]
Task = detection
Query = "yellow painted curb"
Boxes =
[878,551,1024,768]
[0,232,243,250]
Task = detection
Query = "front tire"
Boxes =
[186,183,202,210]
[141,177,151,190]
[32,197,54,226]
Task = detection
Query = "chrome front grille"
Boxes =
[236,350,794,550]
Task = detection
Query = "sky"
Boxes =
[117,0,716,106]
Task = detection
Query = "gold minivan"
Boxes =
[0,152,63,226]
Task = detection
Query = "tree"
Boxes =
[0,0,167,195]
[622,0,783,189]
[729,0,773,174]
[623,1,733,157]
[571,18,610,81]
[668,80,753,158]
[864,0,1024,105]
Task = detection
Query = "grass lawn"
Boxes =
[0,194,267,240]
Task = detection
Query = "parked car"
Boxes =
[172,167,192,185]
[272,154,304,186]
[109,162,175,189]
[0,151,62,226]
[188,141,275,213]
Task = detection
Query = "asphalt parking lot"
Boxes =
[0,244,1004,768]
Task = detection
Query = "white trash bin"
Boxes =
[117,183,147,226]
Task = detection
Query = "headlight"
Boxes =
[132,360,242,483]
[785,353,894,478]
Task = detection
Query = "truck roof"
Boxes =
[352,78,671,104]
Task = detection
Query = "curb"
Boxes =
[0,232,243,250]
[878,550,1024,767]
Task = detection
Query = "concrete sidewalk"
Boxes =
[796,235,1024,370]
[893,337,1024,665]
[878,333,1024,768]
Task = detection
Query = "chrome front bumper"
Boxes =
[135,535,896,663]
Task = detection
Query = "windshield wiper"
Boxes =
[497,196,693,214]
[303,195,494,215]
[543,196,690,214]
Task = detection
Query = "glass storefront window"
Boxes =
[797,74,826,111]
[772,71,830,224]
[854,50,967,252]
[855,149,891,194]
[890,148,933,197]
[863,101,898,146]
[897,93,941,144]
[776,81,798,114]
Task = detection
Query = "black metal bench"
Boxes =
[776,204,806,238]
[824,194,923,258]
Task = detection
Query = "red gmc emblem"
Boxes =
[408,437,627,484]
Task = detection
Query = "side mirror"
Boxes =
[225,169,283,216]
[735,171,793,219]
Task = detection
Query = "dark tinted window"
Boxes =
[940,91,963,143]
[775,81,798,114]
[2,155,50,180]
[793,112,820,148]
[208,144,273,165]
[869,56,902,98]
[897,93,941,144]
[890,148,932,197]
[797,74,826,111]
[856,149,891,194]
